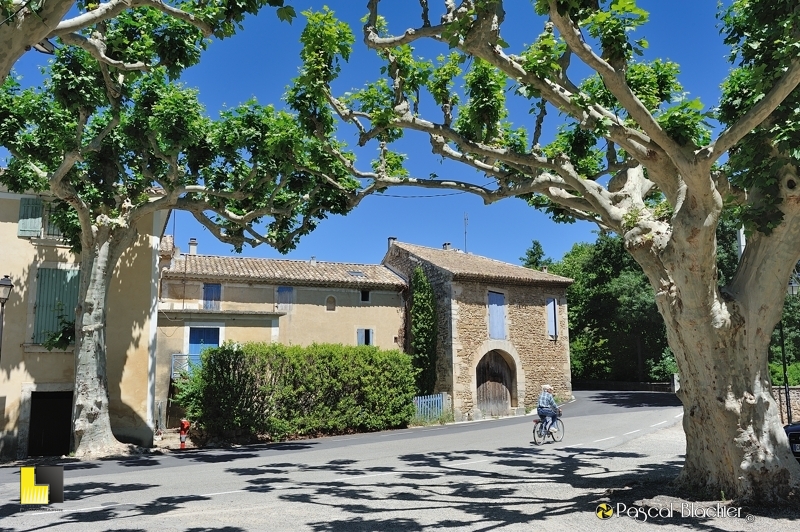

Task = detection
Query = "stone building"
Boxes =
[383,239,573,420]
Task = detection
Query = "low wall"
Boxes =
[771,386,800,425]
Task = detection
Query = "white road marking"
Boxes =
[593,437,615,443]
[623,430,640,436]
[650,421,667,427]
[451,459,488,466]
[422,427,445,432]
[674,413,684,418]
[333,470,415,481]
[201,490,246,497]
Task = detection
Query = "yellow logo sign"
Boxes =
[20,466,64,505]
[596,503,614,519]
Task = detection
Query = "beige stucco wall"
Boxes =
[0,193,164,457]
[278,286,403,347]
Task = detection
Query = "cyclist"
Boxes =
[537,384,561,434]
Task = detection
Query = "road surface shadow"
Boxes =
[589,392,682,409]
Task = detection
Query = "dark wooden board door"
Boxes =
[476,351,512,416]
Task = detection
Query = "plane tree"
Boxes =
[0,10,356,456]
[284,1,800,502]
[0,0,294,80]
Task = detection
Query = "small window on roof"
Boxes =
[326,295,336,311]
[347,270,365,277]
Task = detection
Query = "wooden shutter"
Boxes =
[18,198,43,237]
[488,291,506,340]
[189,327,220,355]
[203,283,221,310]
[546,297,558,339]
[33,268,80,344]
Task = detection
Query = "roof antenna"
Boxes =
[464,212,468,253]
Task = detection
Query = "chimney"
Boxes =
[387,236,397,250]
[443,242,451,250]
[188,237,197,255]
[542,266,548,273]
[309,256,316,265]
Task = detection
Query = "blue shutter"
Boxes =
[189,327,220,355]
[33,268,80,344]
[357,328,366,345]
[203,283,221,310]
[18,198,43,237]
[488,291,505,340]
[546,297,558,339]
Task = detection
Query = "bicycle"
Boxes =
[532,412,564,445]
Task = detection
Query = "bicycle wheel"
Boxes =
[552,419,564,442]
[532,422,545,445]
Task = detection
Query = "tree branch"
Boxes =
[707,58,800,162]
[59,32,148,72]
[546,1,685,161]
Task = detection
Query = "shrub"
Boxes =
[769,361,800,386]
[173,342,417,444]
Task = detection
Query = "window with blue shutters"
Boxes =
[18,198,43,238]
[33,268,80,344]
[203,283,221,310]
[546,297,558,340]
[488,291,506,340]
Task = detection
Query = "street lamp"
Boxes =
[0,275,14,364]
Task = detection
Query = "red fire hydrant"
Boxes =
[179,419,190,449]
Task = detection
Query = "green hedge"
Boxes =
[173,342,417,442]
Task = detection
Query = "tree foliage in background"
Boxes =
[280,1,800,501]
[409,266,437,395]
[0,4,352,458]
[519,239,553,270]
[174,342,417,443]
[547,233,667,381]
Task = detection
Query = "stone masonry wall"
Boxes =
[771,386,800,425]
[452,281,571,414]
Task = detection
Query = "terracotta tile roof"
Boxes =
[390,242,573,286]
[163,254,406,289]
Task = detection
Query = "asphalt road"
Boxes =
[6,390,783,531]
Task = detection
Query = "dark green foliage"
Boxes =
[770,295,800,369]
[769,362,800,387]
[173,342,417,442]
[410,267,437,395]
[550,233,667,381]
[520,239,554,271]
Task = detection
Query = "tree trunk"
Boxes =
[627,205,800,503]
[0,0,75,79]
[71,227,130,457]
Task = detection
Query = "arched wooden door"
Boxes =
[476,351,513,416]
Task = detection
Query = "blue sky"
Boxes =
[9,1,731,266]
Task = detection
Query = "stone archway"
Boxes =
[475,350,516,416]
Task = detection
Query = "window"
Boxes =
[277,286,293,312]
[203,283,221,310]
[18,198,63,239]
[33,268,80,344]
[188,327,220,364]
[546,297,558,340]
[326,295,336,311]
[360,290,370,303]
[488,291,506,340]
[357,328,374,346]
